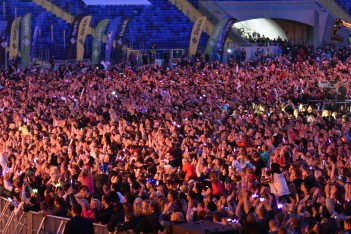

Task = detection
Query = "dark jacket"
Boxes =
[52,205,68,218]
[94,204,114,224]
[107,212,125,232]
[134,212,163,233]
[63,215,94,234]
[23,203,40,212]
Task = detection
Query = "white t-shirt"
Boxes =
[269,173,289,197]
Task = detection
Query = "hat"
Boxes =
[147,178,156,186]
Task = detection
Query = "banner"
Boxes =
[91,19,109,65]
[31,12,46,61]
[76,15,92,60]
[205,19,233,60]
[21,13,31,68]
[0,18,12,65]
[189,16,206,56]
[67,14,85,60]
[211,18,236,59]
[9,17,21,60]
[105,16,121,62]
[115,17,131,63]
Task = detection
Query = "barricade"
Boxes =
[0,197,110,234]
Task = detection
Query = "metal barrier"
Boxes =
[0,197,109,234]
[307,99,351,112]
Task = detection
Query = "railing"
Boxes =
[0,197,109,234]
[307,99,351,112]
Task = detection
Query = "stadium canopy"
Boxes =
[82,0,151,5]
[234,18,288,41]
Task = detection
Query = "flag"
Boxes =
[115,17,131,63]
[189,16,206,56]
[31,12,46,61]
[67,14,85,60]
[21,13,31,68]
[91,19,109,65]
[0,18,11,65]
[76,15,92,60]
[211,18,236,59]
[205,18,237,60]
[105,16,121,62]
[9,17,21,59]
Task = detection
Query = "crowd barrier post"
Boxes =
[13,211,25,234]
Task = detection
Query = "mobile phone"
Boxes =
[156,180,159,186]
[278,203,283,209]
[33,189,38,193]
[8,198,18,207]
[259,197,265,202]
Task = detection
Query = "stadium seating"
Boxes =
[5,0,209,61]
[5,0,71,60]
[335,0,351,16]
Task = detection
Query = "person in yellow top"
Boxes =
[18,120,29,135]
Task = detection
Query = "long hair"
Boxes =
[271,163,282,175]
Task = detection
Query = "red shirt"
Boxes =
[182,163,198,180]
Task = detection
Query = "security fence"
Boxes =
[0,197,109,234]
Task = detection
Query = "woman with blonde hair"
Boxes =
[141,199,151,216]
[133,197,143,217]
[89,198,102,220]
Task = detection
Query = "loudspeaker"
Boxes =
[173,220,238,234]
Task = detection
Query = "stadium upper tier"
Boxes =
[336,0,351,15]
[6,0,209,60]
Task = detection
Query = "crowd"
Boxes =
[0,41,350,234]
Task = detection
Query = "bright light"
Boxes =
[234,18,287,40]
[227,49,232,53]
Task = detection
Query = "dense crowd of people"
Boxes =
[0,41,351,234]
